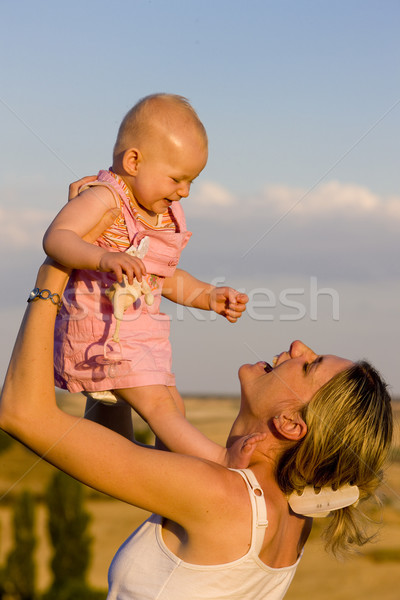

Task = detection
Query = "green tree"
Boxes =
[5,490,37,599]
[44,471,92,596]
[0,517,4,599]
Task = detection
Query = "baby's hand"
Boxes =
[209,287,249,323]
[99,252,146,284]
[224,433,267,468]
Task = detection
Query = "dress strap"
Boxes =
[232,468,268,555]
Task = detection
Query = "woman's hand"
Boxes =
[68,175,97,200]
[67,176,121,245]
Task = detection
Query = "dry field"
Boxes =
[0,393,399,598]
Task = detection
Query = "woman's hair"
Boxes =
[277,361,393,556]
[113,93,208,159]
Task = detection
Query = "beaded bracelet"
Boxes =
[27,287,63,311]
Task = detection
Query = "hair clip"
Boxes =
[288,484,360,518]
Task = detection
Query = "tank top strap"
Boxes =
[231,468,268,555]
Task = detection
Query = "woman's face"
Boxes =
[239,340,353,415]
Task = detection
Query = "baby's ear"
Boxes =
[122,148,142,176]
[273,412,307,441]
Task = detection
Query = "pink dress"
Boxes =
[54,170,192,393]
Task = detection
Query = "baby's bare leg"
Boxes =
[116,385,183,418]
[83,386,183,448]
[116,385,226,462]
[116,385,185,451]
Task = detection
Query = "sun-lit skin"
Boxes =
[236,340,353,429]
[121,124,208,221]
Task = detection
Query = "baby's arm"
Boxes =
[43,186,145,283]
[163,269,248,323]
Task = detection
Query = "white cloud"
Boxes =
[0,206,52,249]
[386,195,400,220]
[187,181,236,216]
[189,179,400,235]
[2,180,399,256]
[262,180,399,220]
[183,179,400,286]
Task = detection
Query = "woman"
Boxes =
[0,228,393,599]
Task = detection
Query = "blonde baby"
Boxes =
[44,93,249,463]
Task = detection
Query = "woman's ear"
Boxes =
[122,148,142,176]
[273,412,307,441]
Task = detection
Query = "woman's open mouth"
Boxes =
[264,355,279,372]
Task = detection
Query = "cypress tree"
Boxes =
[0,518,3,598]
[5,490,37,599]
[45,471,92,593]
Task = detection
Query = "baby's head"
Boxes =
[114,93,207,160]
[112,94,208,213]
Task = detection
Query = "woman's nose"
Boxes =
[289,340,317,360]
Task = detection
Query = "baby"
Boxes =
[44,93,248,463]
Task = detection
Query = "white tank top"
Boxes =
[107,469,301,599]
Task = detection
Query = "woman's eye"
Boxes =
[303,362,310,373]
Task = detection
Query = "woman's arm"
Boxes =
[162,268,248,323]
[0,260,244,526]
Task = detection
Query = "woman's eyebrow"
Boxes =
[303,355,324,374]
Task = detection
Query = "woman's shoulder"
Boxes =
[260,481,312,567]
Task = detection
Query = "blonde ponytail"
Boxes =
[277,361,393,555]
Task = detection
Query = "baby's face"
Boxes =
[130,128,208,215]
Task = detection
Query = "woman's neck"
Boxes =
[227,410,284,468]
[227,410,264,449]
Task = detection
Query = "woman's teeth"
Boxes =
[264,355,280,372]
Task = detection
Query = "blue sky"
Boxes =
[1,0,399,395]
